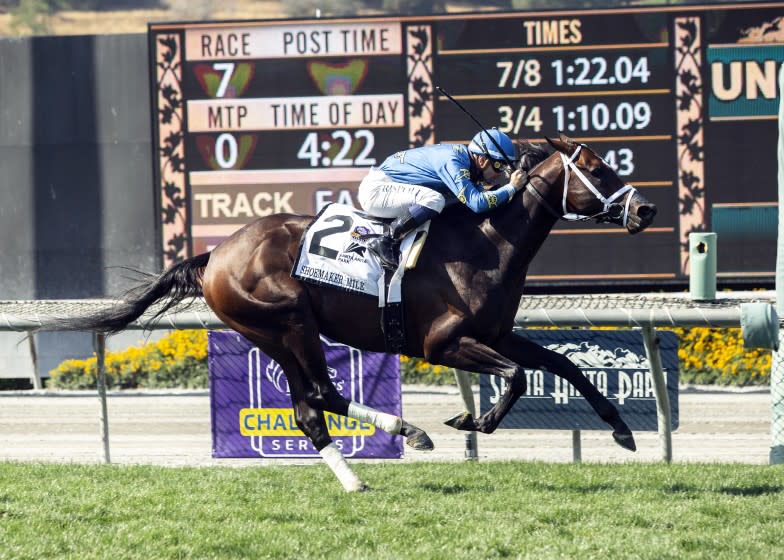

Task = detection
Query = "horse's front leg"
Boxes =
[495,331,636,452]
[432,336,526,434]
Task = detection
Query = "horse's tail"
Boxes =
[36,252,211,335]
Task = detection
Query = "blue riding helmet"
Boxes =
[468,128,516,166]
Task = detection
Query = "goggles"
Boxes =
[487,156,515,180]
[490,158,506,171]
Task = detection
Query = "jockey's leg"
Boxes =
[359,176,445,269]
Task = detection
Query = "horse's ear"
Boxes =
[546,133,570,153]
[558,131,576,145]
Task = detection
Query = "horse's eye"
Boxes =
[590,167,604,178]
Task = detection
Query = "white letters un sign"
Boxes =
[479,330,679,431]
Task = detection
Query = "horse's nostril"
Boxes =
[637,204,657,221]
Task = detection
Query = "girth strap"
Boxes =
[381,266,405,354]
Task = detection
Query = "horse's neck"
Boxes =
[499,163,562,244]
[461,193,548,296]
[526,151,567,216]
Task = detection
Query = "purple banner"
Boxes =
[208,330,403,459]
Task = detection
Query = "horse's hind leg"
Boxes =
[347,401,434,451]
[295,399,369,492]
[291,327,434,451]
[277,353,370,492]
[227,320,366,491]
[496,332,636,452]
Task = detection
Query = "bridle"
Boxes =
[525,144,637,226]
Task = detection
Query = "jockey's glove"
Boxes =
[510,169,528,192]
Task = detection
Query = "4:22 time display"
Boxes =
[297,130,376,167]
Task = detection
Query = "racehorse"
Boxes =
[40,134,656,491]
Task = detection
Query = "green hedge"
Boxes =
[47,327,771,390]
[670,327,771,386]
[47,330,208,390]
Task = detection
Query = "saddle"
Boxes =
[291,204,430,354]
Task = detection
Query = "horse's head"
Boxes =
[532,133,656,234]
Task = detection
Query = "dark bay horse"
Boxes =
[43,134,656,491]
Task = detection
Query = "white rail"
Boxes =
[0,292,776,464]
[0,292,775,332]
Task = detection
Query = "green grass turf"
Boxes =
[1,461,782,559]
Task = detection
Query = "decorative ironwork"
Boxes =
[406,25,434,148]
[155,33,189,265]
[674,17,706,275]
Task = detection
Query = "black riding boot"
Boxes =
[367,210,420,270]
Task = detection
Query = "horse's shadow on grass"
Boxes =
[526,481,620,494]
[666,483,784,497]
[416,482,471,495]
[717,485,783,496]
[410,480,783,497]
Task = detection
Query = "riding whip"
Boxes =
[436,85,516,170]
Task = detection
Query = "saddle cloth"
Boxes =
[291,203,428,306]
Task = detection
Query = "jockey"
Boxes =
[358,128,527,269]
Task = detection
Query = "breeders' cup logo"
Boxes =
[265,360,343,394]
[351,225,372,238]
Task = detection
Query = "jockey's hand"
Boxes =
[510,169,527,192]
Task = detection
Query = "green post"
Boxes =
[689,232,717,301]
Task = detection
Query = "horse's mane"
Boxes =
[517,140,552,173]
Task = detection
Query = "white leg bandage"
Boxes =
[319,443,365,492]
[347,401,402,435]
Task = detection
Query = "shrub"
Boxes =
[400,355,456,385]
[48,330,208,390]
[669,327,771,386]
[48,326,773,390]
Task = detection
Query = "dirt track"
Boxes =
[0,385,773,466]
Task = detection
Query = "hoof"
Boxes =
[400,422,434,451]
[612,430,637,452]
[345,481,370,493]
[444,411,477,431]
[406,430,434,451]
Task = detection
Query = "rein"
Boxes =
[524,145,637,226]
